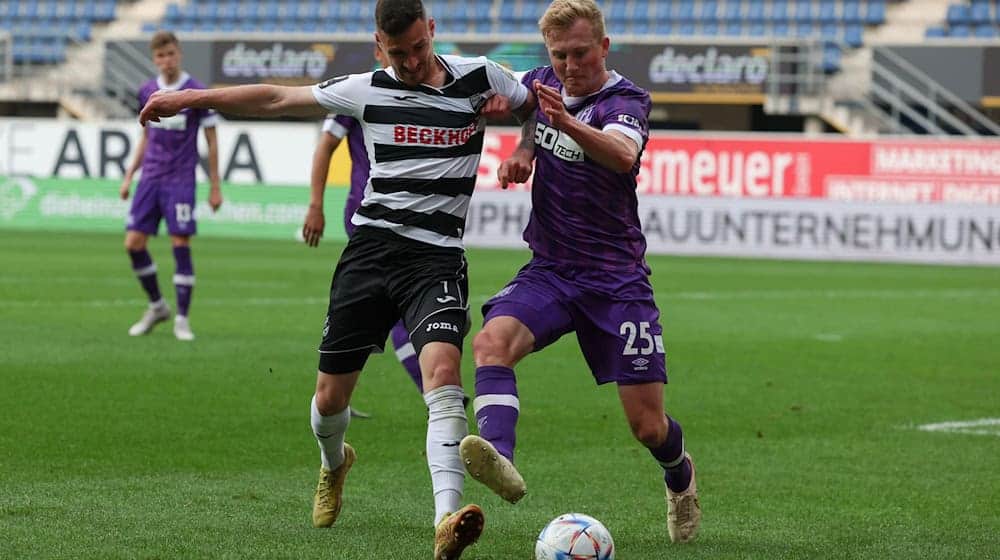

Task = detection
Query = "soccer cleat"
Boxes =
[459,435,526,504]
[666,453,701,543]
[433,504,485,560]
[349,407,373,419]
[173,315,195,341]
[312,443,356,528]
[128,301,170,336]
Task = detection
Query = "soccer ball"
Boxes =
[535,513,615,560]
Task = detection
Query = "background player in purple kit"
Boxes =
[459,0,702,544]
[303,47,424,400]
[120,31,222,342]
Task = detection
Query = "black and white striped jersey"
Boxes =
[311,54,529,248]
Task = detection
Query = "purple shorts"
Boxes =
[127,180,197,236]
[482,258,668,386]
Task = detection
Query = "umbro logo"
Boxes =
[393,95,419,101]
[436,295,458,304]
[442,441,460,447]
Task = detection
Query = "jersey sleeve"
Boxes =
[311,73,368,118]
[599,90,651,151]
[485,59,529,110]
[321,115,351,139]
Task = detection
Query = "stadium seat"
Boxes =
[950,24,972,36]
[841,1,861,23]
[970,2,992,24]
[947,4,972,25]
[794,1,814,22]
[974,24,998,37]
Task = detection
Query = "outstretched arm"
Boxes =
[140,85,326,125]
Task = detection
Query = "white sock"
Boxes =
[424,385,468,526]
[311,395,350,470]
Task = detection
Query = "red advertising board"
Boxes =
[478,132,1000,205]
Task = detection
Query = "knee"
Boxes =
[629,416,668,448]
[425,360,461,387]
[314,385,348,415]
[473,328,521,367]
[124,237,144,252]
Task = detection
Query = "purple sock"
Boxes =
[172,246,194,317]
[128,249,162,303]
[390,321,423,392]
[649,415,692,492]
[474,365,519,462]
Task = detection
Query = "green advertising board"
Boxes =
[0,176,350,241]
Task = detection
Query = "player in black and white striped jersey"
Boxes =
[138,1,536,557]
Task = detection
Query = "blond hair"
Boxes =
[539,0,606,41]
[149,30,179,51]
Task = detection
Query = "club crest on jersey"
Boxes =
[575,104,596,124]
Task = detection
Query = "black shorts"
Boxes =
[317,226,469,374]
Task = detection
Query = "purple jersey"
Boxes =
[522,67,651,273]
[137,72,217,189]
[321,114,370,234]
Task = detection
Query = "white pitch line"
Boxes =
[916,418,1000,437]
[3,288,999,309]
[0,297,330,308]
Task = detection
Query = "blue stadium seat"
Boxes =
[654,20,672,34]
[844,23,863,46]
[771,0,790,21]
[652,1,671,21]
[632,20,650,35]
[865,0,886,24]
[608,20,628,34]
[748,21,766,36]
[677,21,696,35]
[841,1,860,23]
[700,21,719,35]
[723,0,742,21]
[975,24,998,37]
[698,0,719,21]
[675,1,695,21]
[794,1,814,22]
[609,2,628,22]
[947,4,972,25]
[772,21,791,37]
[746,0,765,21]
[949,24,972,37]
[142,22,160,33]
[723,21,743,36]
[970,3,991,24]
[820,23,839,40]
[797,21,815,38]
[924,25,947,38]
[822,44,841,73]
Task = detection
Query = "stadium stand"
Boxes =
[143,0,884,53]
[927,0,1000,38]
[0,0,117,64]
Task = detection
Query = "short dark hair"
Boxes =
[149,30,179,51]
[375,0,426,36]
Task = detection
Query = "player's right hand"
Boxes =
[498,151,533,190]
[139,90,184,125]
[302,205,325,247]
[119,176,132,200]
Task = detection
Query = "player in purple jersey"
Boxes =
[120,31,221,342]
[138,2,537,557]
[302,49,424,407]
[460,0,702,544]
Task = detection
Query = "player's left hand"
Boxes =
[480,95,512,121]
[534,80,571,129]
[208,186,223,212]
[139,90,185,125]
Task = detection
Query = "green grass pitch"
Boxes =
[1,230,998,559]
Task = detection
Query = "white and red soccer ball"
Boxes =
[535,513,615,560]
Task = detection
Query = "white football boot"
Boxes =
[128,301,170,336]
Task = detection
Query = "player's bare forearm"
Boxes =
[309,134,340,206]
[141,85,325,124]
[205,128,221,189]
[560,119,639,173]
[515,115,537,158]
[125,128,149,177]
